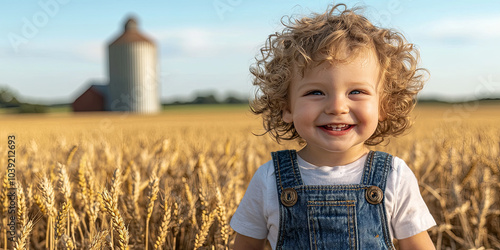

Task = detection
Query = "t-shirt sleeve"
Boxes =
[391,158,436,239]
[230,162,271,239]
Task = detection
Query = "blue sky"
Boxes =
[1,0,500,104]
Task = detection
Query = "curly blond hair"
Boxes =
[250,3,426,145]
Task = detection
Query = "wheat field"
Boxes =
[0,103,499,250]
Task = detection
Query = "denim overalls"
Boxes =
[272,150,395,249]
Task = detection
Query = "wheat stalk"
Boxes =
[77,154,89,210]
[55,202,70,239]
[215,187,229,248]
[193,210,215,249]
[145,173,159,250]
[88,230,108,250]
[57,163,72,202]
[111,168,122,205]
[1,171,9,215]
[154,195,171,250]
[171,200,181,250]
[66,145,78,166]
[87,169,99,238]
[476,169,493,247]
[100,189,129,250]
[58,234,75,250]
[25,184,33,216]
[126,166,143,246]
[182,177,196,227]
[33,193,47,216]
[17,184,27,231]
[57,163,73,238]
[13,220,33,250]
[39,175,56,250]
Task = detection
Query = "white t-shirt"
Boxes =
[230,154,436,249]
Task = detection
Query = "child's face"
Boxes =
[283,51,382,165]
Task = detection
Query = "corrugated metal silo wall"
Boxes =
[108,42,160,113]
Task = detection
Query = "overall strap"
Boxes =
[361,151,393,191]
[272,150,304,193]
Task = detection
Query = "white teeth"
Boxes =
[325,124,350,131]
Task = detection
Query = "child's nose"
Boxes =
[324,96,349,115]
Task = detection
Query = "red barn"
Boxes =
[72,84,109,112]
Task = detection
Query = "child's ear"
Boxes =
[377,96,387,121]
[282,109,293,123]
[378,109,387,121]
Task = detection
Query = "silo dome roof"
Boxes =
[109,17,155,46]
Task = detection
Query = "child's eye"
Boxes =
[349,90,362,95]
[305,90,324,96]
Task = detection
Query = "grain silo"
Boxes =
[108,17,160,113]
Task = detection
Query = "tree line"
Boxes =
[0,87,48,113]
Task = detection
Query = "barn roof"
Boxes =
[90,84,109,99]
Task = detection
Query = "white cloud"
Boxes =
[7,26,266,62]
[151,26,266,58]
[1,38,105,63]
[73,40,105,63]
[420,16,500,41]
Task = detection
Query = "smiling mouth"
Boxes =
[321,124,354,131]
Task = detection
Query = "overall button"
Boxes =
[365,186,383,204]
[281,188,298,207]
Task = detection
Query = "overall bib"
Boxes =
[272,150,395,250]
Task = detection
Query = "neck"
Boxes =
[297,145,369,167]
